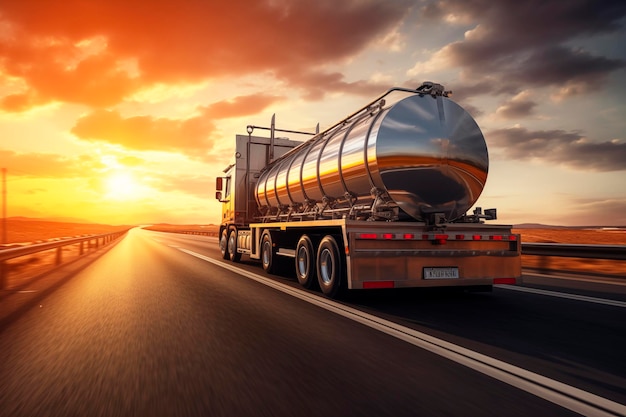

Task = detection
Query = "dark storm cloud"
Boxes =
[489,127,626,171]
[421,0,626,95]
[513,46,625,92]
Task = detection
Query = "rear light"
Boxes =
[358,233,377,239]
[455,234,465,240]
[509,235,518,241]
[403,233,414,239]
[472,235,482,240]
[382,233,394,240]
[494,278,517,285]
[363,281,395,289]
[490,235,503,241]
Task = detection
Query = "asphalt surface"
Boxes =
[0,228,625,417]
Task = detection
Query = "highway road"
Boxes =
[1,228,625,417]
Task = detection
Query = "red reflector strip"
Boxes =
[472,235,482,240]
[363,281,395,289]
[358,233,377,239]
[494,278,517,285]
[434,234,449,240]
[455,234,465,240]
[382,233,394,240]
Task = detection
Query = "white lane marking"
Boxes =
[496,285,626,308]
[178,247,626,417]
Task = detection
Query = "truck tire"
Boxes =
[317,235,344,298]
[220,228,229,260]
[228,228,241,262]
[295,235,317,289]
[261,231,276,273]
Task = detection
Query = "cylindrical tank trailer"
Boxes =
[254,85,488,222]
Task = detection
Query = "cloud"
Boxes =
[0,0,410,111]
[0,150,101,177]
[496,91,536,119]
[200,94,285,119]
[71,110,216,156]
[488,127,626,171]
[417,0,626,97]
[71,92,283,156]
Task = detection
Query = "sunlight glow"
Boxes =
[105,171,140,201]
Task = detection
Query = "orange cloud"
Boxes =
[71,93,286,156]
[71,110,216,156]
[200,94,285,119]
[0,150,102,177]
[0,1,410,111]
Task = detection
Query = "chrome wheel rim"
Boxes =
[297,246,308,277]
[319,248,333,285]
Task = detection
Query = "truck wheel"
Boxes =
[261,231,276,273]
[317,235,344,298]
[295,235,317,289]
[228,229,241,262]
[220,228,229,260]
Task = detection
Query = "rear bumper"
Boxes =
[348,251,521,290]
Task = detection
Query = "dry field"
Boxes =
[143,224,219,236]
[513,228,626,245]
[2,218,132,246]
[513,228,625,277]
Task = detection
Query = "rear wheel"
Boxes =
[220,228,229,260]
[228,229,241,262]
[317,235,344,298]
[295,235,317,289]
[261,231,276,273]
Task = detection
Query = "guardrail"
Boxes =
[521,243,626,261]
[521,242,626,278]
[0,230,130,290]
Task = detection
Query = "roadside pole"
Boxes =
[1,167,5,290]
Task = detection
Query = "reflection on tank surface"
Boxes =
[255,87,488,222]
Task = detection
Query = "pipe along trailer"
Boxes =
[215,82,521,298]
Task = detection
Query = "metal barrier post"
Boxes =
[0,260,5,290]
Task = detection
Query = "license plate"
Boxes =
[423,267,459,279]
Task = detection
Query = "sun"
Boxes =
[105,171,139,201]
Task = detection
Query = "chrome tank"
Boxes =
[254,93,488,221]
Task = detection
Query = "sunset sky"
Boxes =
[1,0,625,226]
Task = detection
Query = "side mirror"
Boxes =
[216,177,223,191]
[215,191,222,201]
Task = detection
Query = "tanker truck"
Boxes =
[215,82,521,298]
